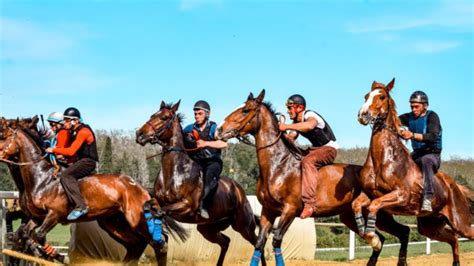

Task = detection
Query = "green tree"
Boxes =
[100,136,113,174]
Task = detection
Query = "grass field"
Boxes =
[11,221,70,247]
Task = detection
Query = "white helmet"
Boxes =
[47,112,64,123]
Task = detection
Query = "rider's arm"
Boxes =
[419,112,441,143]
[53,128,93,156]
[55,130,70,149]
[283,117,317,133]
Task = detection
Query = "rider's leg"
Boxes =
[199,158,222,218]
[59,158,96,219]
[300,146,337,218]
[413,153,440,211]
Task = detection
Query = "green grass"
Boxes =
[12,220,71,246]
[315,240,474,261]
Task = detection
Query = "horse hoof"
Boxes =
[452,262,460,266]
[397,260,408,266]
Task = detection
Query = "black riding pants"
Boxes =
[412,152,441,198]
[196,157,223,207]
[60,158,97,209]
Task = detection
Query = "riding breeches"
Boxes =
[412,152,441,198]
[60,158,97,209]
[196,158,223,207]
[301,146,337,209]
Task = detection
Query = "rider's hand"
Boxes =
[196,140,207,148]
[279,124,288,132]
[45,147,54,153]
[400,130,413,140]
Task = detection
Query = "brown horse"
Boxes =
[355,78,474,266]
[135,101,266,266]
[216,90,411,266]
[0,118,188,265]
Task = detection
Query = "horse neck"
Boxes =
[16,130,52,193]
[254,108,297,180]
[7,165,25,192]
[160,119,194,184]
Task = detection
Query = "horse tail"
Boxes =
[457,184,474,215]
[161,215,189,243]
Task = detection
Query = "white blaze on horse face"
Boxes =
[359,89,382,117]
[218,104,245,130]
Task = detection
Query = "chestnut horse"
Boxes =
[136,101,266,266]
[216,90,411,266]
[0,118,188,265]
[354,78,474,266]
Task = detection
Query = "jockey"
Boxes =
[46,107,98,220]
[183,100,227,219]
[46,112,71,165]
[399,91,442,212]
[279,94,338,219]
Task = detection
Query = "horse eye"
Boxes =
[379,96,386,100]
[242,109,249,114]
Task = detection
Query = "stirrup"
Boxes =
[421,198,433,212]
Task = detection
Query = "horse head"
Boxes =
[136,100,181,146]
[358,78,396,126]
[216,89,266,141]
[0,121,20,161]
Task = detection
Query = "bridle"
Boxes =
[0,128,47,166]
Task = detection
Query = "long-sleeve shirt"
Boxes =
[53,127,94,157]
[55,129,71,149]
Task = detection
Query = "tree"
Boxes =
[99,136,113,174]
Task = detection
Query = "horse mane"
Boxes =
[386,93,403,137]
[261,101,307,156]
[154,102,185,124]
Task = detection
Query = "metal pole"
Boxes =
[426,237,431,255]
[349,230,355,260]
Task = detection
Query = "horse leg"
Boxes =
[365,190,409,249]
[231,205,266,266]
[197,221,231,266]
[417,216,460,266]
[271,205,298,266]
[251,210,277,266]
[375,211,410,266]
[339,210,385,266]
[351,191,371,236]
[97,214,147,265]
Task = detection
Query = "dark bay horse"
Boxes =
[216,90,411,266]
[355,78,474,266]
[135,101,265,266]
[0,118,188,265]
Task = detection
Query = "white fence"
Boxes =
[315,222,472,260]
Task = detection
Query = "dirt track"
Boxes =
[165,251,474,265]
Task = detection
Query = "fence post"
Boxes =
[426,237,431,255]
[349,230,355,260]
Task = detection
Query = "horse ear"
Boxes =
[256,89,266,104]
[386,78,395,92]
[171,100,181,113]
[160,101,166,110]
[371,81,378,90]
[247,92,255,101]
[31,115,39,126]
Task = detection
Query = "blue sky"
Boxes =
[1,0,473,158]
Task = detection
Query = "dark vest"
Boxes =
[298,110,336,147]
[71,124,99,161]
[407,111,442,153]
[188,121,221,160]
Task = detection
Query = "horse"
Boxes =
[0,117,188,265]
[135,101,266,266]
[215,90,411,266]
[355,78,474,266]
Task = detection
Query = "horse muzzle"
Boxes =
[358,111,371,126]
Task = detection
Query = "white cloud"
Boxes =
[412,40,461,53]
[0,17,88,60]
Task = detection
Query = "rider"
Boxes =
[399,91,442,212]
[279,94,338,219]
[46,112,72,165]
[183,100,227,219]
[46,107,98,220]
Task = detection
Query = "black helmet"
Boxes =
[286,94,306,107]
[63,107,81,119]
[193,100,210,112]
[409,91,429,104]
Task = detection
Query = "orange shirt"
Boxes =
[56,129,71,149]
[53,127,94,157]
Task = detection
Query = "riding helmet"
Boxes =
[409,91,429,104]
[63,107,81,119]
[193,100,211,112]
[286,94,306,107]
[47,112,64,123]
